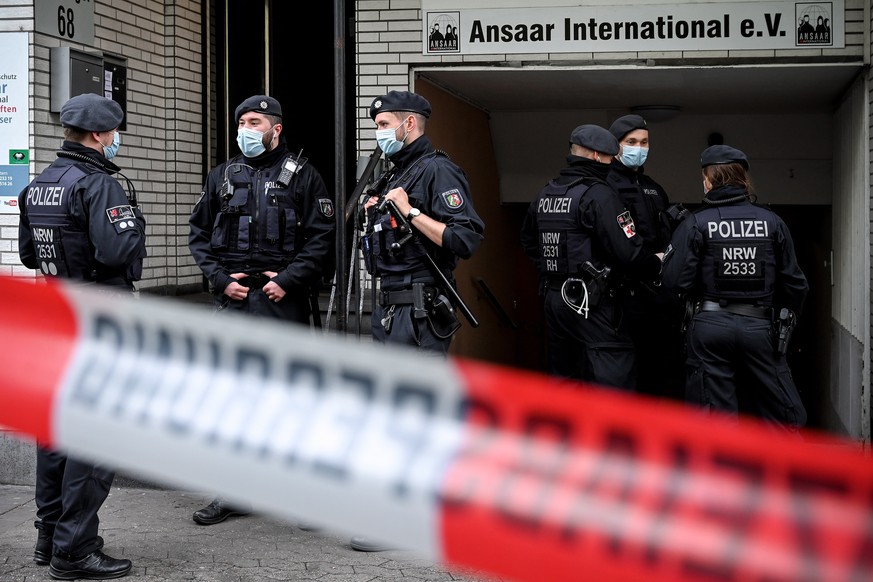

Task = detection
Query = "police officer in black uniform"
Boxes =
[18,93,144,579]
[662,145,809,429]
[350,91,484,553]
[607,114,685,399]
[520,124,663,390]
[362,90,484,357]
[188,95,336,524]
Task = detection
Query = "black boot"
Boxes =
[192,497,251,525]
[350,536,394,552]
[48,549,132,580]
[33,523,53,566]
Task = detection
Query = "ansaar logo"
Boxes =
[427,12,460,53]
[796,2,832,45]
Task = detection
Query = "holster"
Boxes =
[427,293,461,339]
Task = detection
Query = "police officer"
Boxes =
[662,145,809,429]
[351,91,484,552]
[362,90,484,357]
[607,114,685,399]
[18,93,144,579]
[188,95,336,524]
[521,124,663,390]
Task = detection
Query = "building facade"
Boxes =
[0,0,869,443]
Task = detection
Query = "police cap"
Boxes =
[234,95,282,123]
[60,93,124,132]
[369,91,432,120]
[608,114,648,141]
[569,124,619,156]
[700,144,749,170]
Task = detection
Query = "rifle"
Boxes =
[344,145,385,226]
[380,198,479,328]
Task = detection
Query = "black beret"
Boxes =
[700,144,749,170]
[608,114,648,141]
[369,91,432,120]
[60,93,123,132]
[234,95,282,123]
[569,124,619,156]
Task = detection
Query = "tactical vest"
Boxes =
[210,155,303,265]
[365,152,444,277]
[535,177,594,277]
[23,162,96,279]
[695,204,778,304]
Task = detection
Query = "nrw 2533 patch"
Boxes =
[617,211,636,238]
[440,189,464,209]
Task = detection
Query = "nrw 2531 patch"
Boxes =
[440,189,464,209]
[617,211,636,238]
[318,198,335,218]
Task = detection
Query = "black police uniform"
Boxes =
[19,142,146,288]
[520,140,662,389]
[364,134,484,354]
[607,153,684,399]
[18,94,144,576]
[188,138,335,323]
[662,146,809,428]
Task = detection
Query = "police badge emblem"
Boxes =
[617,211,636,238]
[319,198,335,218]
[441,189,463,209]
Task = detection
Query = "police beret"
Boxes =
[60,93,123,132]
[369,91,432,120]
[234,95,282,123]
[700,144,749,170]
[569,124,619,156]
[608,114,648,141]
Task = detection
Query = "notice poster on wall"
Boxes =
[0,32,29,214]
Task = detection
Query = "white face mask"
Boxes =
[375,121,409,156]
[236,126,273,158]
[619,145,648,169]
[101,131,121,160]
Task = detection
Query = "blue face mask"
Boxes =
[102,131,120,160]
[375,123,408,156]
[237,127,272,158]
[619,145,648,169]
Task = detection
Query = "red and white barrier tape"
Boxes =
[0,275,870,582]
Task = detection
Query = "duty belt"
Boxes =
[379,285,437,306]
[698,300,773,320]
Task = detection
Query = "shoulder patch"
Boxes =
[318,198,335,218]
[440,189,464,210]
[617,211,637,238]
[106,205,135,223]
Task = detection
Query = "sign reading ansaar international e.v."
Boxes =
[422,1,844,55]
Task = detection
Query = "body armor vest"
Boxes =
[211,155,303,268]
[535,178,594,277]
[24,163,95,279]
[695,204,778,304]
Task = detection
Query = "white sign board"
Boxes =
[422,1,844,55]
[35,0,95,45]
[0,33,30,214]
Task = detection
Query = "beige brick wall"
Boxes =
[0,0,204,292]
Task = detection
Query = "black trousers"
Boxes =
[371,304,451,356]
[684,310,807,428]
[543,289,635,390]
[213,275,311,325]
[35,445,114,558]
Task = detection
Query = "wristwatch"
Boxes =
[407,207,421,222]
